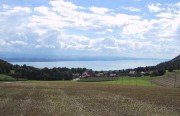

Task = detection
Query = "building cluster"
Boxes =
[73,69,150,80]
[73,70,118,79]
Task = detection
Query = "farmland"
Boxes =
[79,70,180,87]
[0,81,179,116]
[152,70,180,87]
[78,76,157,87]
[95,76,156,86]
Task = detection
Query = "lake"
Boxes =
[10,59,167,71]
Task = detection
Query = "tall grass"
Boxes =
[0,81,179,116]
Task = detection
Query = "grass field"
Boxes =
[95,76,156,86]
[0,81,179,116]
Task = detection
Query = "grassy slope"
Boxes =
[0,74,15,81]
[92,76,156,87]
[92,70,180,87]
[155,70,180,78]
[151,70,180,87]
[0,81,179,116]
[28,76,156,87]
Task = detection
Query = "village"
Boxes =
[73,69,150,80]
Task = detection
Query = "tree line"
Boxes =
[0,59,87,80]
[0,54,180,80]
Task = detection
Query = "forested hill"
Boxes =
[156,55,180,70]
[0,59,13,74]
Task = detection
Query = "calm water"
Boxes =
[11,60,166,71]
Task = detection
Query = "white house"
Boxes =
[80,71,91,78]
[96,73,104,77]
[110,73,117,77]
[129,71,136,75]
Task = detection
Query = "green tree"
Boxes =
[158,69,166,76]
[168,66,173,72]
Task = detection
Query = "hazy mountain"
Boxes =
[0,56,165,62]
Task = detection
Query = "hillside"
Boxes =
[156,55,180,70]
[0,59,13,74]
[0,74,15,81]
[152,70,180,87]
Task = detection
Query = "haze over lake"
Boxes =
[11,59,166,71]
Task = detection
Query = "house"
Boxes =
[96,73,104,77]
[129,71,136,75]
[110,73,117,77]
[140,71,145,75]
[80,71,91,78]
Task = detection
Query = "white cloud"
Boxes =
[121,19,153,39]
[0,0,180,58]
[12,7,31,13]
[10,40,27,46]
[134,0,142,1]
[0,39,12,51]
[25,1,142,33]
[45,44,55,48]
[155,12,173,18]
[107,29,113,32]
[49,0,79,12]
[34,44,55,49]
[0,6,31,15]
[89,7,110,15]
[158,38,174,42]
[58,34,97,50]
[122,7,141,12]
[34,6,49,14]
[34,28,47,36]
[147,4,162,12]
[0,39,7,46]
[175,2,180,7]
[35,44,41,48]
[2,4,9,9]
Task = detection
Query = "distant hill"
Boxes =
[171,55,180,62]
[156,55,180,70]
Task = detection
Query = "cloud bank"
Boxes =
[0,0,180,58]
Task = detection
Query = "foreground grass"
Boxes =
[0,81,179,116]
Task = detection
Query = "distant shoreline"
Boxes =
[10,60,167,71]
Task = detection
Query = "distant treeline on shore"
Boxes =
[0,55,179,80]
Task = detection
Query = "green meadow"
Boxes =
[94,76,156,86]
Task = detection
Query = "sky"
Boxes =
[0,0,180,59]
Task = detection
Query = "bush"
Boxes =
[158,69,166,76]
[150,70,159,77]
[168,66,173,72]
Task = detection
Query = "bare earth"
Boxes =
[0,81,179,116]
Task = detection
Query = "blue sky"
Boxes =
[0,0,180,59]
